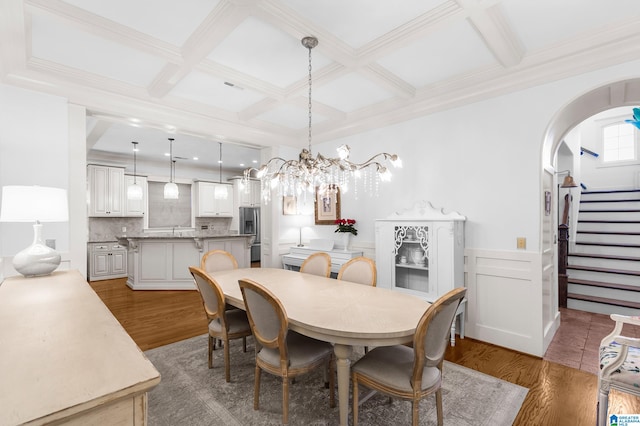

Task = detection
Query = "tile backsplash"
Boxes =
[88,217,234,242]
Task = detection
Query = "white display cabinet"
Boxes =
[375,201,466,345]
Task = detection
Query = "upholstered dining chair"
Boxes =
[597,314,640,426]
[189,266,251,383]
[337,256,377,286]
[201,249,238,272]
[238,278,335,425]
[351,287,467,426]
[299,252,331,277]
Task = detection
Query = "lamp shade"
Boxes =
[127,183,143,200]
[164,182,179,199]
[0,186,68,222]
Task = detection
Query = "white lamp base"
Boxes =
[13,223,61,277]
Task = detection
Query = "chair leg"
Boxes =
[352,374,359,426]
[597,388,609,426]
[283,376,290,425]
[208,335,213,369]
[412,399,420,426]
[243,336,247,352]
[436,388,443,426]
[253,365,261,410]
[223,337,231,383]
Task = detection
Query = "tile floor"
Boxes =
[543,307,640,374]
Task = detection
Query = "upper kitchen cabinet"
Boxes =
[194,181,234,217]
[87,165,124,217]
[232,178,261,207]
[124,175,147,217]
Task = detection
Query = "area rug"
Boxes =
[144,335,527,425]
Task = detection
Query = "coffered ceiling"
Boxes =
[2,0,640,172]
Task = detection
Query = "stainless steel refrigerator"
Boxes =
[239,207,260,262]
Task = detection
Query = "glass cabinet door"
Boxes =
[393,225,429,295]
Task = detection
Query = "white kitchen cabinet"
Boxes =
[88,165,125,217]
[88,242,127,281]
[375,201,465,303]
[232,178,261,207]
[124,175,147,217]
[195,181,234,217]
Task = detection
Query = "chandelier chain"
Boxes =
[307,43,313,154]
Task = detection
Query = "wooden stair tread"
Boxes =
[582,189,640,194]
[569,252,640,262]
[577,230,640,235]
[579,209,640,213]
[580,199,640,203]
[578,220,640,224]
[567,277,640,292]
[567,264,640,276]
[567,293,640,310]
[576,241,640,248]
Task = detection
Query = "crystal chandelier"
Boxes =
[243,36,401,203]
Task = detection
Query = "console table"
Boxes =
[282,246,363,276]
[0,270,160,425]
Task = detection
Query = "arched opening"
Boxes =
[541,78,640,318]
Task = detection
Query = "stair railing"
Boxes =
[558,193,571,308]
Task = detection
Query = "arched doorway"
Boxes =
[541,78,640,318]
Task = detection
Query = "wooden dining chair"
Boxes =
[337,256,377,286]
[189,266,252,382]
[300,252,331,277]
[238,278,335,425]
[351,287,467,426]
[201,249,238,272]
[597,314,640,425]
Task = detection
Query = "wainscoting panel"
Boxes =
[465,248,552,356]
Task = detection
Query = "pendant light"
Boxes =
[127,141,143,200]
[214,142,228,200]
[164,137,179,199]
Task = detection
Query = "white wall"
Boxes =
[0,84,73,277]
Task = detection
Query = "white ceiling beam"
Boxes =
[464,2,524,67]
[359,64,416,99]
[24,0,181,62]
[86,119,112,150]
[147,0,255,98]
[196,60,286,101]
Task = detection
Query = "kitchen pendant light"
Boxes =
[214,142,228,200]
[164,137,179,199]
[127,141,143,200]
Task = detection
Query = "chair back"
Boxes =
[239,278,288,354]
[337,256,377,286]
[201,249,238,273]
[300,252,331,277]
[189,266,226,322]
[413,287,466,377]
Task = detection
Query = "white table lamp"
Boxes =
[0,186,69,277]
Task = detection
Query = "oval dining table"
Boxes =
[208,267,430,426]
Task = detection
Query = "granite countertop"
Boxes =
[115,233,254,240]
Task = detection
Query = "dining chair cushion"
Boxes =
[257,331,334,368]
[352,345,441,392]
[600,342,640,388]
[208,309,251,334]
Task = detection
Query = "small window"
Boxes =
[602,122,636,162]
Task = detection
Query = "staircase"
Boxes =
[567,189,640,315]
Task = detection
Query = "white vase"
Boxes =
[342,233,351,251]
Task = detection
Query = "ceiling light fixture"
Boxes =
[557,170,578,188]
[164,137,179,199]
[127,141,143,200]
[243,36,401,204]
[215,142,228,200]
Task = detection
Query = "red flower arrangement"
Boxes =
[335,218,357,236]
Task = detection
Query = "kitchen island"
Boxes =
[117,233,255,290]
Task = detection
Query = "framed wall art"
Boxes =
[283,196,297,215]
[315,186,341,225]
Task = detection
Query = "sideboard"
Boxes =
[0,270,160,425]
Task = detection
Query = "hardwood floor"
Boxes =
[90,278,640,425]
